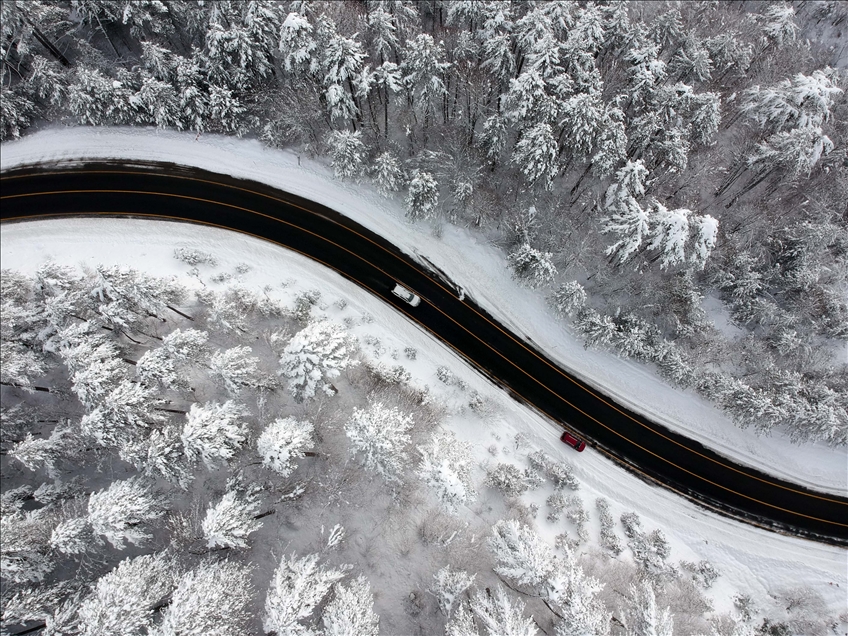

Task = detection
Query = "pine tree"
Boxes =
[87,476,164,549]
[371,151,405,196]
[691,214,719,269]
[761,2,798,48]
[327,130,366,180]
[488,519,556,588]
[512,122,559,190]
[430,566,475,617]
[9,426,69,477]
[417,429,477,512]
[321,575,380,636]
[209,345,268,396]
[550,282,587,317]
[279,11,317,74]
[469,586,538,636]
[263,552,350,635]
[345,402,413,484]
[77,553,176,636]
[257,416,315,477]
[625,580,673,636]
[548,543,609,636]
[0,508,54,584]
[508,243,558,289]
[746,126,834,179]
[279,319,357,401]
[647,202,691,270]
[405,170,439,220]
[79,380,165,449]
[202,490,262,550]
[157,560,253,636]
[50,516,98,555]
[181,400,249,468]
[485,463,529,499]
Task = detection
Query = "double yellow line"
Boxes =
[3,168,845,535]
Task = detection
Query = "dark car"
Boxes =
[560,431,586,452]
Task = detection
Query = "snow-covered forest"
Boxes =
[1,0,846,445]
[2,244,842,635]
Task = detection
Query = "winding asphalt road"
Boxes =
[2,162,846,546]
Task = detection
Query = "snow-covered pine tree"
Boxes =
[430,565,475,617]
[257,416,315,477]
[181,400,249,468]
[321,575,380,636]
[761,2,798,49]
[508,243,558,289]
[690,214,719,269]
[79,380,165,449]
[511,122,559,190]
[345,402,413,484]
[550,281,587,317]
[469,585,538,636]
[406,170,439,220]
[0,508,54,584]
[372,151,405,196]
[156,560,253,636]
[137,327,209,390]
[121,427,193,489]
[647,202,691,270]
[488,519,557,588]
[86,476,164,549]
[746,125,834,179]
[327,130,366,180]
[263,552,350,635]
[624,579,673,636]
[279,319,357,401]
[418,428,477,512]
[77,553,176,636]
[0,342,48,390]
[50,516,98,556]
[201,490,262,550]
[9,426,69,477]
[209,345,268,396]
[741,69,842,133]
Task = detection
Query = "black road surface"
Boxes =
[2,162,846,546]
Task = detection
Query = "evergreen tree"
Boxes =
[321,575,380,636]
[418,429,477,512]
[0,508,54,584]
[647,202,691,270]
[345,402,413,484]
[209,345,268,396]
[371,151,405,196]
[485,463,529,498]
[328,130,366,181]
[156,560,253,636]
[511,122,559,190]
[202,490,262,550]
[625,580,673,636]
[77,553,176,636]
[257,416,315,477]
[87,476,164,550]
[181,400,249,468]
[469,586,538,636]
[279,319,357,401]
[263,552,350,636]
[405,170,439,220]
[488,519,557,588]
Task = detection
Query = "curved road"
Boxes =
[2,162,846,546]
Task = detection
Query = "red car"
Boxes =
[560,431,586,452]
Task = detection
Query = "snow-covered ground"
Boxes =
[3,126,844,498]
[3,129,847,622]
[3,215,846,622]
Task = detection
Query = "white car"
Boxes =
[391,283,421,307]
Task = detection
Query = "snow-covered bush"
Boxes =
[430,565,475,617]
[345,402,413,484]
[564,495,590,544]
[485,463,528,498]
[596,498,623,556]
[257,417,315,477]
[547,492,566,523]
[201,490,262,550]
[680,560,720,589]
[279,319,357,401]
[174,247,217,267]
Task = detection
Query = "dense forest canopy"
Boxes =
[1,0,846,444]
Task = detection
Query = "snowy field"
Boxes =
[2,126,845,497]
[2,213,846,623]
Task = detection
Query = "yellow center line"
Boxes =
[3,177,847,515]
